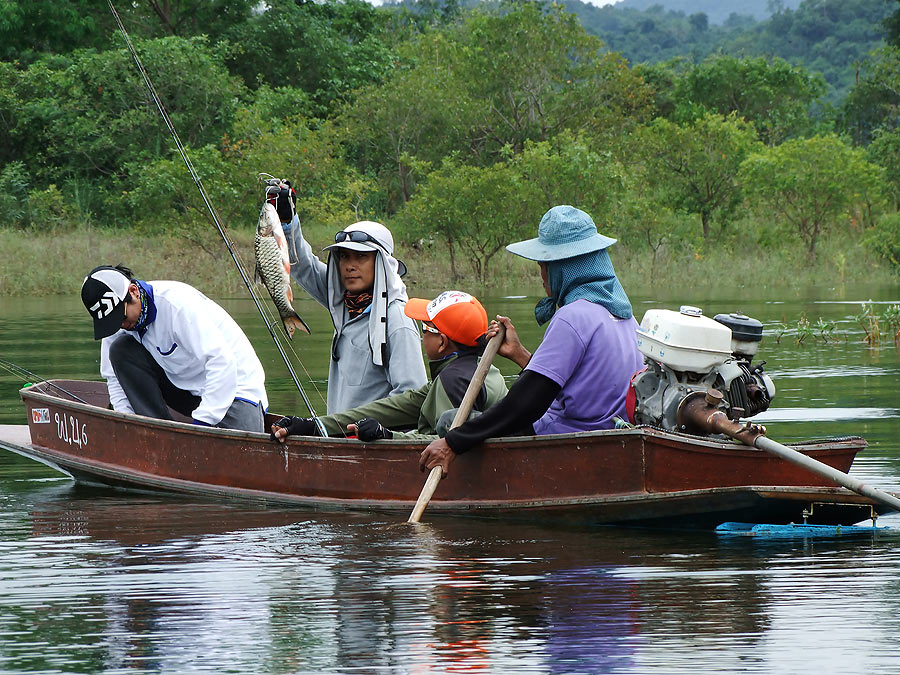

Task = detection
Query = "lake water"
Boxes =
[3,284,900,673]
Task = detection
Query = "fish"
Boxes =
[254,201,310,339]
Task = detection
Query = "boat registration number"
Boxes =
[55,412,88,449]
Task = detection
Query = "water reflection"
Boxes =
[3,481,900,673]
[5,287,900,671]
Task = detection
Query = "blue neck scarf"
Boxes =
[535,250,633,325]
[134,280,157,335]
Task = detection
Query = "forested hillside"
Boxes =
[615,0,802,25]
[3,0,900,296]
[566,0,892,102]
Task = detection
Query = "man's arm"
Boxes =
[100,333,134,413]
[419,370,560,476]
[282,214,330,306]
[319,385,429,436]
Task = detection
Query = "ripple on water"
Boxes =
[754,407,900,422]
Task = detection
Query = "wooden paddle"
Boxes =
[407,325,506,523]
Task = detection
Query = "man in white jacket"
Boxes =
[80,265,268,432]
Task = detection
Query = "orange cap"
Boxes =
[404,291,488,347]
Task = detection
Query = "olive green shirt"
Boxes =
[317,350,508,439]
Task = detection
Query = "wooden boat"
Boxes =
[2,379,897,528]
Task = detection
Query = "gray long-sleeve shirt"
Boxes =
[283,218,427,413]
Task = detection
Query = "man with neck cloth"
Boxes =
[418,205,644,477]
[270,183,426,413]
[81,265,268,432]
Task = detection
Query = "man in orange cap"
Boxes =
[271,291,508,441]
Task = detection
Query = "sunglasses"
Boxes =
[332,229,408,278]
[422,323,442,335]
[334,230,384,249]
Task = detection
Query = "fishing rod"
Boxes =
[0,358,88,404]
[106,0,325,432]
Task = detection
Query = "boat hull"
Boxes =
[5,380,893,528]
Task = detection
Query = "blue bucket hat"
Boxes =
[506,205,616,261]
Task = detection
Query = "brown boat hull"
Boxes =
[6,380,893,528]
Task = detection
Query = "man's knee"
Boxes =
[108,334,140,366]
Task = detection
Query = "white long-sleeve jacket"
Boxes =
[99,281,267,425]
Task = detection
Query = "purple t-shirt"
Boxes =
[525,299,644,435]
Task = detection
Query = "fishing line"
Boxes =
[0,358,88,404]
[106,0,325,432]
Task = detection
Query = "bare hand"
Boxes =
[486,315,531,368]
[419,437,457,478]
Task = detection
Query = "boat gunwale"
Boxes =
[19,380,868,454]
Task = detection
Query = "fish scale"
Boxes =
[254,202,310,338]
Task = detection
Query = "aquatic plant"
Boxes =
[856,301,881,345]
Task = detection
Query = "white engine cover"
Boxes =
[636,307,733,372]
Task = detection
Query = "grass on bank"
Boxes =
[0,223,896,300]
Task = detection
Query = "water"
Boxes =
[3,284,900,673]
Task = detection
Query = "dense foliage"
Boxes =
[2,0,900,284]
[614,0,803,25]
[567,0,891,103]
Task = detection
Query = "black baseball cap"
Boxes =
[81,266,131,339]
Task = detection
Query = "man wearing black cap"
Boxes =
[81,265,268,432]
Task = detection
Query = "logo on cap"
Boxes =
[90,291,121,319]
[426,291,473,319]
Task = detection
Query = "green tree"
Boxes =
[1,36,243,219]
[841,46,900,145]
[885,0,900,46]
[399,158,536,284]
[0,0,110,62]
[637,112,761,239]
[342,2,652,212]
[514,131,627,233]
[0,0,258,62]
[397,131,628,283]
[741,134,886,260]
[126,0,257,39]
[456,3,652,157]
[864,211,900,268]
[340,30,476,210]
[667,54,826,144]
[128,110,371,238]
[222,0,395,115]
[867,126,900,209]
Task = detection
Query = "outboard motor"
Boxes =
[631,306,775,432]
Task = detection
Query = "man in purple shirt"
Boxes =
[419,205,644,477]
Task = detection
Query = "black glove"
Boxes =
[271,416,319,440]
[355,417,393,441]
[273,182,297,224]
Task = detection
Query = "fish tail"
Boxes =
[282,312,310,339]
